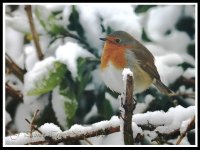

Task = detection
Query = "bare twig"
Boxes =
[6,53,25,82]
[6,82,23,102]
[169,92,195,99]
[123,74,135,145]
[182,77,195,86]
[25,119,43,135]
[83,138,93,145]
[176,116,195,145]
[25,109,42,137]
[25,5,44,60]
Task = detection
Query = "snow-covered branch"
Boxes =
[120,68,135,144]
[5,105,195,145]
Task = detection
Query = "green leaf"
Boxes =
[106,26,113,34]
[178,62,194,71]
[135,5,157,14]
[59,80,78,127]
[187,43,195,58]
[98,99,113,119]
[64,98,78,126]
[175,16,195,39]
[27,61,67,96]
[99,17,106,33]
[67,5,85,38]
[35,6,66,36]
[142,28,152,42]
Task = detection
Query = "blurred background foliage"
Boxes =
[5,4,195,144]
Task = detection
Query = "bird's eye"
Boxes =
[115,38,121,43]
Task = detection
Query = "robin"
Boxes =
[100,31,172,95]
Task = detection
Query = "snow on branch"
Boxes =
[5,105,195,145]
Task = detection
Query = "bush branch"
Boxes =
[176,116,195,145]
[6,82,23,102]
[25,5,44,60]
[6,53,25,82]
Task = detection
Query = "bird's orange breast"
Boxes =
[100,42,127,70]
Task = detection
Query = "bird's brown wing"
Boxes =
[130,40,172,94]
[130,40,161,81]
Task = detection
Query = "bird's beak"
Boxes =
[99,38,107,41]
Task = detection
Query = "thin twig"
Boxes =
[6,53,25,82]
[25,5,44,60]
[83,138,93,145]
[176,116,195,145]
[6,82,23,102]
[25,119,43,135]
[25,109,42,137]
[169,92,195,99]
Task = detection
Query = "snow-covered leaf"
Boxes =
[25,57,67,96]
[35,5,66,35]
[52,86,78,128]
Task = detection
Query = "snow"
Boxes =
[156,53,183,66]
[133,105,195,134]
[5,132,44,145]
[44,5,65,12]
[5,26,24,69]
[24,44,39,71]
[84,104,98,122]
[146,5,182,41]
[5,123,61,145]
[6,74,24,91]
[134,94,154,113]
[51,86,69,129]
[55,42,95,79]
[185,5,195,18]
[122,68,133,82]
[60,116,120,138]
[6,111,12,125]
[5,11,30,34]
[183,68,195,79]
[24,57,56,95]
[14,104,32,132]
[77,5,103,49]
[155,56,184,86]
[94,5,142,41]
[105,92,120,112]
[180,118,192,134]
[178,85,195,95]
[101,132,124,145]
[39,123,62,140]
[14,95,49,132]
[132,122,143,139]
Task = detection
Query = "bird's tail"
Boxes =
[154,80,173,95]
